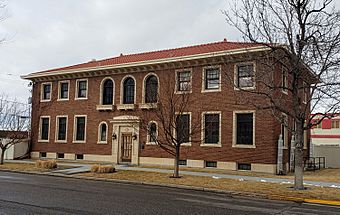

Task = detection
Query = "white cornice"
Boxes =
[21,46,270,80]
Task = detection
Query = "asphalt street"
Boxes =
[0,171,339,215]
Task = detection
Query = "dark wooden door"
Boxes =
[121,133,132,162]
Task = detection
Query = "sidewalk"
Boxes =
[6,159,340,189]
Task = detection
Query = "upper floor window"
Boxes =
[123,77,135,104]
[39,116,50,141]
[102,79,114,105]
[203,113,220,144]
[332,120,340,129]
[203,67,220,91]
[177,71,191,92]
[236,63,255,89]
[234,112,254,146]
[315,122,322,129]
[41,83,52,101]
[98,122,108,143]
[147,122,158,143]
[76,79,88,99]
[176,114,190,144]
[56,116,67,142]
[58,81,69,100]
[282,67,288,93]
[74,116,86,142]
[145,75,158,103]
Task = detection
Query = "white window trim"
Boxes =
[97,121,108,144]
[57,80,70,101]
[201,65,222,93]
[175,68,193,94]
[40,82,52,102]
[75,79,88,100]
[99,77,115,105]
[281,66,288,95]
[38,116,50,142]
[141,72,160,105]
[174,112,192,146]
[232,110,256,148]
[73,115,87,143]
[234,62,256,90]
[55,115,68,143]
[281,113,288,149]
[146,121,158,145]
[120,75,137,105]
[200,111,222,147]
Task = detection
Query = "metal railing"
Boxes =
[303,157,326,171]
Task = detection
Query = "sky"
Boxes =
[0,0,240,103]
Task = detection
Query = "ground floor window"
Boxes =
[203,113,220,144]
[74,116,86,142]
[234,112,255,146]
[40,117,50,141]
[176,114,190,144]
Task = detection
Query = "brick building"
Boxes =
[22,40,310,173]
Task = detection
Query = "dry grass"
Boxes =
[78,170,340,201]
[91,164,115,173]
[35,160,57,169]
[0,163,44,172]
[140,165,340,184]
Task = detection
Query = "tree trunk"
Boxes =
[294,124,304,190]
[173,145,180,178]
[0,149,5,165]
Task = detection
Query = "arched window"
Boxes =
[145,75,158,103]
[148,122,157,143]
[98,123,107,143]
[102,79,113,105]
[123,77,135,104]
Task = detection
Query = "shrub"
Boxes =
[35,160,57,169]
[91,164,115,173]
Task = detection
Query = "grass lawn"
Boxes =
[0,163,73,172]
[78,170,340,202]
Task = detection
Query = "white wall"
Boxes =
[0,139,29,160]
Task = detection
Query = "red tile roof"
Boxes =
[35,40,263,74]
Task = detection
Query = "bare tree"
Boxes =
[223,0,340,189]
[0,95,30,164]
[139,73,202,178]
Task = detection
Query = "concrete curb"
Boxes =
[1,168,340,207]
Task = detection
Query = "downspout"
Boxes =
[277,134,284,175]
[290,135,296,172]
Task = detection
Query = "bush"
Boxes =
[35,160,57,169]
[91,164,115,173]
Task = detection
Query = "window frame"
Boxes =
[202,66,221,92]
[232,110,256,148]
[38,116,50,142]
[97,121,108,144]
[57,80,70,101]
[281,66,288,94]
[73,115,87,143]
[99,77,115,105]
[120,75,136,105]
[234,62,256,90]
[75,79,88,100]
[331,120,340,129]
[281,113,288,148]
[175,69,192,94]
[142,73,159,104]
[174,112,192,146]
[55,115,68,143]
[40,82,52,102]
[146,121,158,145]
[201,111,222,147]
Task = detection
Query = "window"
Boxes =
[178,160,187,166]
[147,122,157,143]
[238,163,251,171]
[236,113,254,145]
[332,120,340,129]
[315,122,322,129]
[76,154,84,160]
[98,122,108,143]
[123,77,135,104]
[177,71,191,92]
[145,75,158,103]
[40,152,46,158]
[74,116,86,142]
[58,81,69,100]
[281,114,288,147]
[56,116,67,142]
[176,114,190,144]
[203,113,220,144]
[39,117,50,141]
[204,67,220,90]
[102,79,114,105]
[303,81,308,103]
[57,153,65,159]
[41,83,52,101]
[205,161,217,168]
[76,79,87,99]
[282,67,288,93]
[236,64,255,88]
